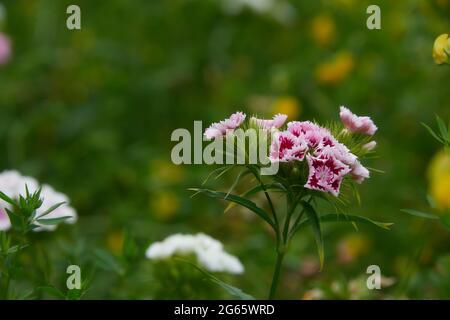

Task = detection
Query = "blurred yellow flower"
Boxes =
[272,96,301,120]
[336,234,370,264]
[432,34,450,65]
[315,52,354,85]
[150,159,185,184]
[428,149,450,211]
[151,191,180,220]
[311,15,335,47]
[107,230,124,254]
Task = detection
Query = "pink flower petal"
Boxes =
[350,161,370,184]
[204,112,246,140]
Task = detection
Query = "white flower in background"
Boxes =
[221,0,296,25]
[145,233,244,274]
[0,170,77,232]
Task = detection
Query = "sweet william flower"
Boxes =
[196,106,382,299]
[305,154,350,196]
[433,34,450,65]
[204,111,246,140]
[269,115,368,196]
[339,106,377,136]
[269,131,308,162]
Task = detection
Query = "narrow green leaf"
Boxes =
[207,275,255,300]
[421,122,444,143]
[36,216,72,225]
[426,194,437,209]
[201,166,229,186]
[301,201,324,271]
[17,289,34,300]
[94,249,125,275]
[179,259,255,300]
[215,164,236,180]
[224,183,284,213]
[225,169,250,199]
[435,114,448,142]
[25,184,30,198]
[35,202,66,219]
[189,188,275,228]
[6,244,28,255]
[0,191,15,206]
[400,209,439,220]
[295,213,393,231]
[5,208,22,230]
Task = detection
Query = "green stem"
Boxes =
[282,196,300,243]
[288,196,312,238]
[268,248,285,300]
[247,166,279,228]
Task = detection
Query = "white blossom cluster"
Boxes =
[145,233,244,274]
[0,170,77,232]
[221,0,296,25]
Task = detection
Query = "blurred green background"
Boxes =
[0,0,449,299]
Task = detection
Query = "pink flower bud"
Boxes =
[339,106,377,136]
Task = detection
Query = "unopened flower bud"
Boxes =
[363,141,377,152]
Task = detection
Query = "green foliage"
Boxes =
[0,0,449,300]
[186,260,255,300]
[421,115,450,148]
[0,188,72,299]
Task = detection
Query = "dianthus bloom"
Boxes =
[145,233,244,274]
[339,106,377,136]
[251,113,288,130]
[269,117,371,196]
[0,170,78,231]
[204,112,246,140]
[0,33,11,65]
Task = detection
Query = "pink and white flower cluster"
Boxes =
[269,117,373,196]
[203,107,376,197]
